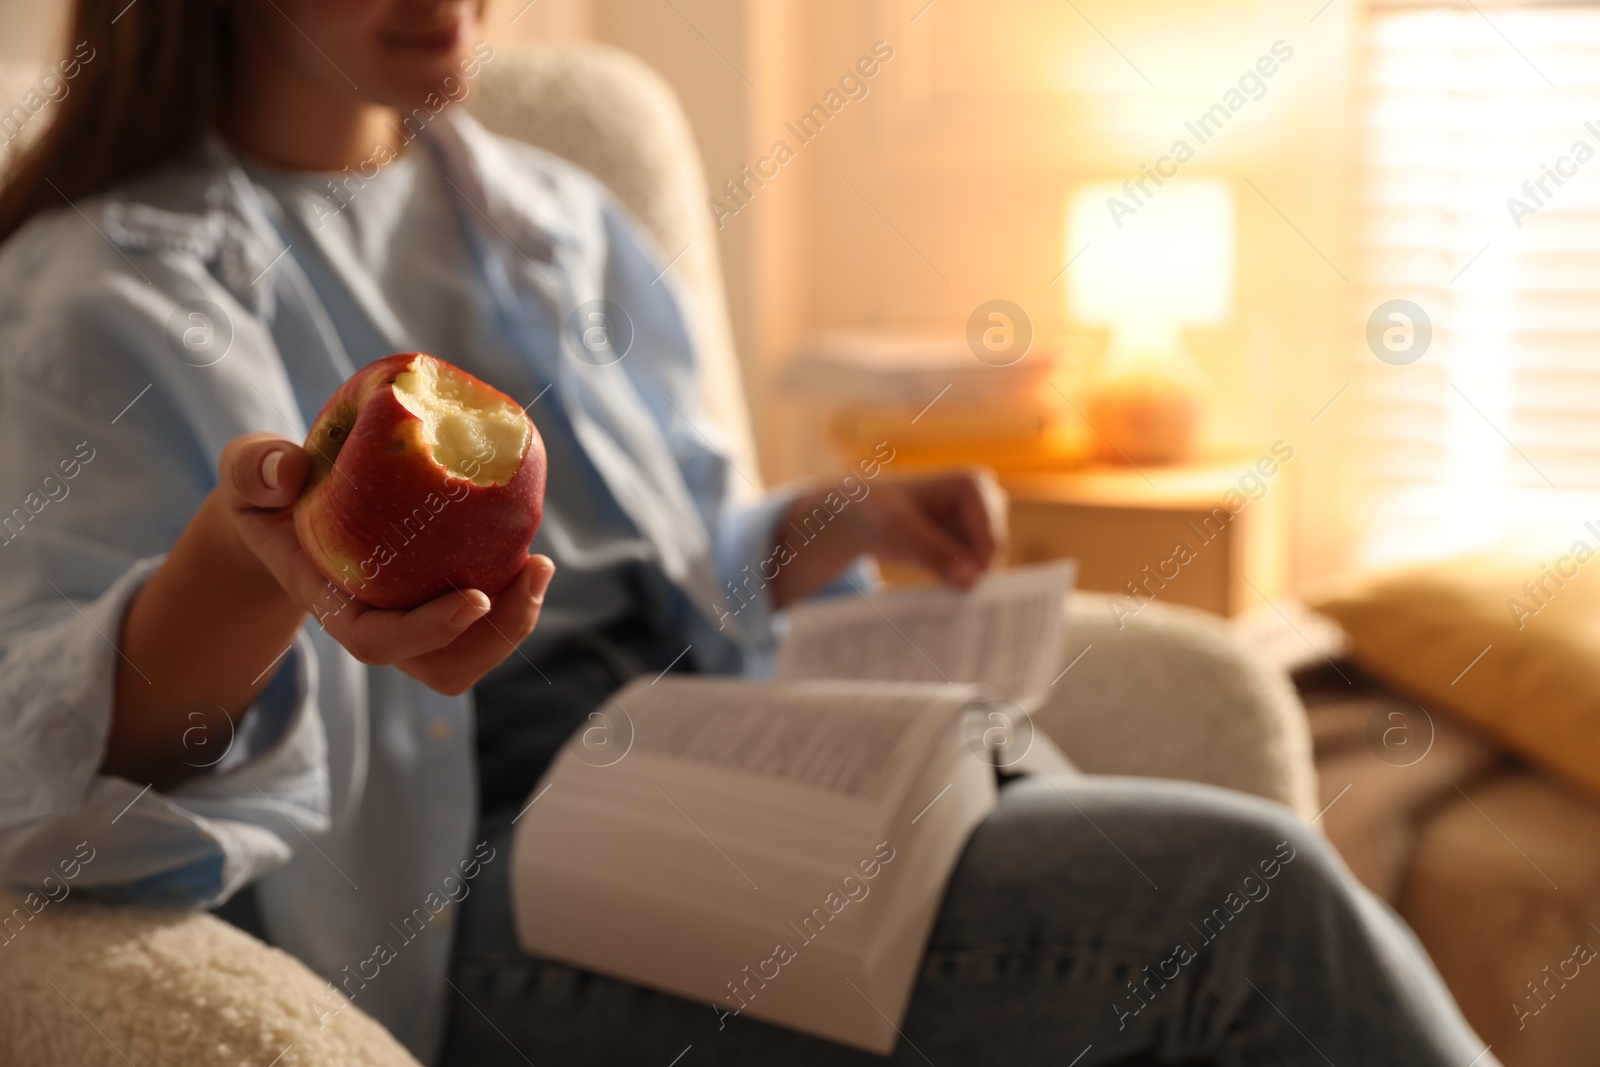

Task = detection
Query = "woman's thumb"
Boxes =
[220,434,309,510]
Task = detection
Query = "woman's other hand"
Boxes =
[770,468,1008,609]
[851,469,1007,587]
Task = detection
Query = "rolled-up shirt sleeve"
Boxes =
[0,558,330,910]
[0,225,330,908]
[595,196,879,652]
[710,488,802,643]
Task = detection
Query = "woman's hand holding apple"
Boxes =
[217,433,555,696]
[108,430,552,792]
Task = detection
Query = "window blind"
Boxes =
[1355,5,1600,565]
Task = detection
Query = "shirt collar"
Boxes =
[99,107,581,312]
[420,107,583,263]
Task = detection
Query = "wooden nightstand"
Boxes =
[998,456,1290,617]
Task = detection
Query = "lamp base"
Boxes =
[1085,367,1200,466]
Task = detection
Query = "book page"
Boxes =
[558,676,985,824]
[774,561,1077,711]
[523,676,989,917]
[626,679,924,803]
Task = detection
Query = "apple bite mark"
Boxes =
[392,356,529,487]
[293,353,548,612]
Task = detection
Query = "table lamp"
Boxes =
[1066,177,1235,464]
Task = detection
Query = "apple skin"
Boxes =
[293,353,547,611]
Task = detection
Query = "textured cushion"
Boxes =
[1303,552,1600,802]
[1401,771,1600,1065]
[1305,693,1502,904]
[0,892,420,1067]
[1036,593,1319,820]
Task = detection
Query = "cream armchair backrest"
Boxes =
[0,45,762,489]
[468,45,760,490]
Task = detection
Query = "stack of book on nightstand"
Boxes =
[780,332,1091,473]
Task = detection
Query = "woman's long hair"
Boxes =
[0,0,236,244]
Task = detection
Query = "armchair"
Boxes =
[0,44,1316,1066]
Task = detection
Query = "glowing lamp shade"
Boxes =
[1066,178,1235,358]
[1065,178,1234,465]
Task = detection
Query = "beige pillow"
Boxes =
[1302,550,1600,801]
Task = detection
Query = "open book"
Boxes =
[509,561,1078,1054]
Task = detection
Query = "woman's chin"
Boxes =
[374,67,474,115]
[381,23,464,58]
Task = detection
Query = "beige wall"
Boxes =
[591,0,768,431]
[0,1,65,61]
[586,0,1364,580]
[483,0,592,42]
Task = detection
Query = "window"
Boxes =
[1355,4,1600,565]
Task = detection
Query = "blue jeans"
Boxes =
[443,625,1496,1066]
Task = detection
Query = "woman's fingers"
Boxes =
[942,474,999,567]
[234,510,502,668]
[866,472,1008,587]
[330,585,493,666]
[292,554,551,677]
[886,472,1007,586]
[976,471,1011,562]
[400,556,556,694]
[884,494,979,586]
[219,434,310,511]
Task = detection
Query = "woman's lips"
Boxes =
[382,22,463,54]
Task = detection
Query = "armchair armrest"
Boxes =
[1031,593,1319,820]
[0,891,420,1067]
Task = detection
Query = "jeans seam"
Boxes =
[919,942,1149,983]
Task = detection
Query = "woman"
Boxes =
[0,2,1497,1065]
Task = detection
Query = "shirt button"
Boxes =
[427,717,452,742]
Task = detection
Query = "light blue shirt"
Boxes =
[0,109,808,1062]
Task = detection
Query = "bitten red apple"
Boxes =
[293,352,546,610]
